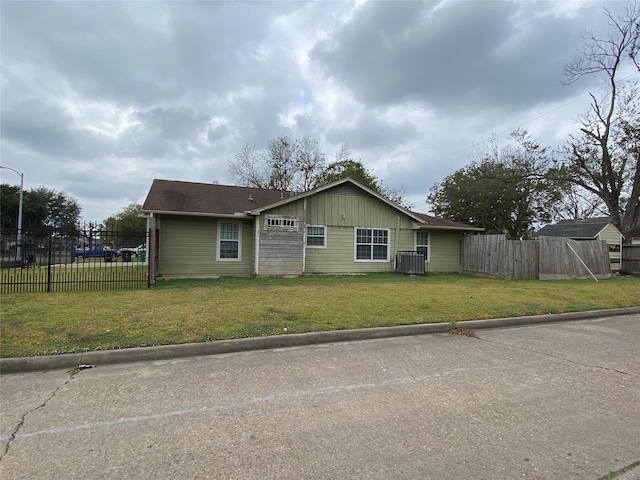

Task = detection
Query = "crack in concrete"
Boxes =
[473,335,634,377]
[0,378,71,461]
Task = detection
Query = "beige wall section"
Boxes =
[305,226,396,273]
[427,231,462,273]
[305,193,415,229]
[158,216,254,277]
[599,224,623,271]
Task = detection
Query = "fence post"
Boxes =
[47,231,53,292]
[147,226,155,287]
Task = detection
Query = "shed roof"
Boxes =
[534,218,620,239]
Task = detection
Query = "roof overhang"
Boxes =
[142,209,252,219]
[412,223,484,232]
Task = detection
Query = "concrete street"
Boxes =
[1,314,638,479]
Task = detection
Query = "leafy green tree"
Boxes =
[0,183,21,230]
[101,203,146,232]
[1,184,81,235]
[100,203,146,248]
[317,159,380,191]
[428,130,561,239]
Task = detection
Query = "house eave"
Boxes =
[141,209,252,219]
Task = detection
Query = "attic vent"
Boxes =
[265,215,298,231]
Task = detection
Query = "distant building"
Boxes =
[535,218,623,273]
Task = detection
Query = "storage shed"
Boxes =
[534,218,624,273]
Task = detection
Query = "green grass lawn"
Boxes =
[1,273,638,358]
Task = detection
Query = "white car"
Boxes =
[119,244,146,257]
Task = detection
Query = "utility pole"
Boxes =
[0,165,24,264]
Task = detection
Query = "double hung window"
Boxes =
[218,222,240,260]
[416,231,429,261]
[306,225,326,247]
[355,228,389,261]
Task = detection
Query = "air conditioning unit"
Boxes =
[395,251,425,275]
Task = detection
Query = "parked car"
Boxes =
[119,244,146,257]
[73,245,118,258]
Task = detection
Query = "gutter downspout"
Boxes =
[395,216,400,270]
[302,198,307,274]
[254,215,260,275]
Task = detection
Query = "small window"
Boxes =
[416,231,429,262]
[355,228,389,261]
[307,225,326,248]
[265,215,298,231]
[218,221,240,260]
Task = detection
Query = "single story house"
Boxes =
[141,177,483,279]
[534,218,624,272]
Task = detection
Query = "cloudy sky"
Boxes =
[0,0,633,222]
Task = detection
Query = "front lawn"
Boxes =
[1,273,638,357]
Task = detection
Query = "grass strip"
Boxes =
[597,460,640,480]
[1,273,638,358]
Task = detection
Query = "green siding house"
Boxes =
[141,178,482,279]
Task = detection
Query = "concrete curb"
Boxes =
[2,307,639,375]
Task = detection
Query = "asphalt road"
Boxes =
[1,314,638,479]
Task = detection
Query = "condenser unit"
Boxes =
[395,251,425,275]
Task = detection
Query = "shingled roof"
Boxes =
[142,178,482,231]
[142,179,290,216]
[411,212,483,230]
[534,218,619,239]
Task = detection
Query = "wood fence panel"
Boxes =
[504,240,538,279]
[538,237,610,280]
[461,234,611,280]
[622,245,640,274]
[461,234,504,277]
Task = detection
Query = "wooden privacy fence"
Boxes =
[622,245,640,274]
[461,235,612,280]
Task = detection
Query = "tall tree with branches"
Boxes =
[427,130,561,239]
[560,1,640,241]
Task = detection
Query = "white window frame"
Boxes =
[265,215,298,231]
[415,231,430,263]
[354,227,390,262]
[306,225,326,248]
[217,221,241,261]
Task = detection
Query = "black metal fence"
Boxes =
[1,225,149,293]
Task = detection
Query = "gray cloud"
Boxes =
[0,0,629,221]
[311,1,602,112]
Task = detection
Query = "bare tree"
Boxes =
[229,143,270,189]
[266,136,297,191]
[560,1,640,241]
[294,135,326,191]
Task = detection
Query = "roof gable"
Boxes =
[535,218,621,239]
[248,177,425,222]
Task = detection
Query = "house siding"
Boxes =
[150,182,469,277]
[157,216,254,277]
[428,231,462,273]
[599,224,622,271]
